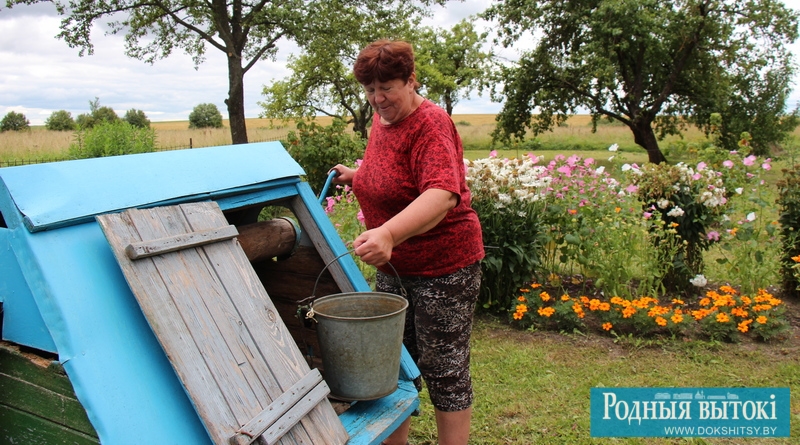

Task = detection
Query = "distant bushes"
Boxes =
[189,103,224,129]
[69,120,157,159]
[1,111,30,132]
[45,110,76,131]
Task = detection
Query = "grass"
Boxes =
[408,313,800,444]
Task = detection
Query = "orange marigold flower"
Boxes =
[599,302,611,311]
[518,296,527,302]
[589,299,602,311]
[538,307,555,317]
[531,283,542,289]
[540,291,551,302]
[602,322,613,331]
[731,307,749,318]
[580,296,590,304]
[572,303,586,319]
[670,222,680,228]
[610,296,625,306]
[513,311,524,320]
[741,296,752,305]
[671,314,684,324]
[672,298,685,305]
[516,304,528,313]
[699,297,711,307]
[519,288,530,293]
[719,285,738,295]
[614,207,621,213]
[655,316,667,326]
[792,255,800,263]
[622,307,636,318]
[716,313,730,323]
[756,316,768,324]
[737,319,753,333]
[692,309,709,320]
[561,294,571,301]
[568,209,578,215]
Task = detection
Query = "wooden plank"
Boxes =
[96,202,348,445]
[125,224,238,259]
[179,203,347,444]
[231,369,328,445]
[0,405,100,445]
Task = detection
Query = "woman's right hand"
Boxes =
[329,164,356,185]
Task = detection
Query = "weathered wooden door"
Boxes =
[96,201,348,445]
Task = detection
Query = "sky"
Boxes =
[1,0,800,125]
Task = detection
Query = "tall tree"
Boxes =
[415,19,494,116]
[6,0,437,144]
[483,0,799,163]
[259,4,423,139]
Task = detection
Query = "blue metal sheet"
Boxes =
[0,229,56,351]
[0,142,304,232]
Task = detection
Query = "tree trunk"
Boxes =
[630,120,668,164]
[225,54,249,145]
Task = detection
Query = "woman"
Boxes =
[329,39,484,445]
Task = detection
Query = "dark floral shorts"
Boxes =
[376,262,481,412]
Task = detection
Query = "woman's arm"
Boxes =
[353,188,457,266]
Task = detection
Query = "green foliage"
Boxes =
[0,111,30,132]
[466,156,546,312]
[124,109,151,128]
[68,120,157,159]
[189,103,224,129]
[259,2,425,139]
[777,164,800,297]
[285,119,366,195]
[45,110,76,131]
[414,19,494,115]
[76,98,119,129]
[483,0,800,163]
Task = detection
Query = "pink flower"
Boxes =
[707,231,720,241]
[697,162,707,171]
[722,160,734,168]
[557,165,572,176]
[626,184,639,194]
[692,173,702,181]
[489,150,498,158]
[357,210,365,223]
[762,158,772,170]
[643,212,653,219]
[325,196,336,214]
[584,158,595,166]
[743,155,756,166]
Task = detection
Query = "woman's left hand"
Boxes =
[353,226,394,267]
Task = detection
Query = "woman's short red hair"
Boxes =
[353,40,416,85]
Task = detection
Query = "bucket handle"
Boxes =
[297,249,406,322]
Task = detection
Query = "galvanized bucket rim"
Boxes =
[310,291,408,321]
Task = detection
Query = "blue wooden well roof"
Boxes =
[0,142,420,445]
[0,143,304,232]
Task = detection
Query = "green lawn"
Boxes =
[408,313,800,444]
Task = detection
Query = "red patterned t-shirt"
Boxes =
[352,100,484,277]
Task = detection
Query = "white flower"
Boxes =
[595,166,605,175]
[689,274,708,287]
[735,187,744,195]
[746,212,757,222]
[608,143,619,152]
[667,206,685,217]
[657,198,670,209]
[621,163,632,172]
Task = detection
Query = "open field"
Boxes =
[0,114,708,164]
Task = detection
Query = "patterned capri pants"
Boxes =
[376,262,481,412]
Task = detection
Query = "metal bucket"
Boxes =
[310,291,408,401]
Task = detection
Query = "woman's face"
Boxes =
[363,74,417,124]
